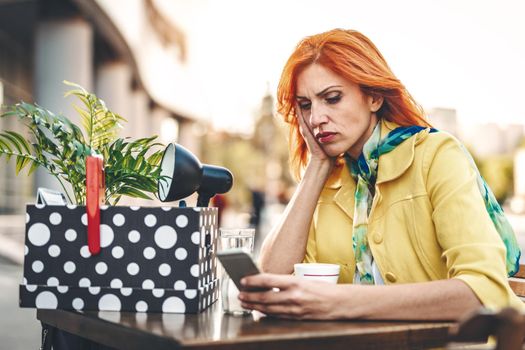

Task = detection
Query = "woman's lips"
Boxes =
[316,132,336,143]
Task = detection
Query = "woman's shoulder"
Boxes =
[417,128,465,154]
[417,128,477,178]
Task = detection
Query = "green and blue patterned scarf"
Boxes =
[345,122,521,284]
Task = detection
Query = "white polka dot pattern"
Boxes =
[152,289,165,298]
[154,226,177,249]
[79,278,91,287]
[80,246,91,258]
[47,277,59,286]
[143,247,156,260]
[35,291,58,309]
[65,229,77,242]
[95,262,108,275]
[110,279,123,288]
[191,231,200,245]
[72,298,84,310]
[128,230,140,243]
[32,260,44,273]
[120,287,132,296]
[162,297,186,313]
[175,247,187,260]
[49,213,62,225]
[111,246,124,259]
[136,300,148,312]
[28,223,50,246]
[98,294,121,311]
[48,245,60,257]
[144,214,157,227]
[176,215,188,228]
[100,225,114,248]
[127,263,139,275]
[64,261,76,274]
[159,264,171,276]
[89,287,101,295]
[112,214,125,227]
[21,205,219,313]
[174,281,186,290]
[142,279,155,289]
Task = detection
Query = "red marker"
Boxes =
[86,155,105,255]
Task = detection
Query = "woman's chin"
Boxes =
[322,145,346,158]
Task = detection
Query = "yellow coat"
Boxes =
[304,119,523,310]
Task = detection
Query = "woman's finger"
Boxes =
[241,301,306,319]
[241,273,299,290]
[238,288,297,306]
[297,109,315,143]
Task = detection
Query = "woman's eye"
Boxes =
[326,95,341,104]
[298,102,311,110]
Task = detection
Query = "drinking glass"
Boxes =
[219,228,255,316]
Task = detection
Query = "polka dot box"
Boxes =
[19,204,219,313]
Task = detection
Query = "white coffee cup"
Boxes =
[294,263,340,284]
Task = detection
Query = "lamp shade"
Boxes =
[158,143,233,206]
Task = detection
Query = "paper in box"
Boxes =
[19,204,219,313]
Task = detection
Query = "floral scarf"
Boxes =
[345,122,521,284]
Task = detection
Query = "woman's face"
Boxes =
[295,64,382,159]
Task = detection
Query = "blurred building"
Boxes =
[463,123,524,158]
[427,107,459,137]
[0,0,206,216]
[427,107,524,158]
[252,91,292,203]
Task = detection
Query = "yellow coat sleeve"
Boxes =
[425,135,523,310]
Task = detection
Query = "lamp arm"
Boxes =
[197,192,214,207]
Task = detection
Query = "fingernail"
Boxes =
[240,278,246,285]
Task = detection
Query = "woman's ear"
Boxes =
[368,94,384,113]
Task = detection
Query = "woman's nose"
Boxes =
[309,103,328,127]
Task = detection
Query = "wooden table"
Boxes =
[37,301,462,350]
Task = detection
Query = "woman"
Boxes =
[238,29,523,320]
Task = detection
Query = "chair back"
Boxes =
[449,307,525,350]
[509,264,525,300]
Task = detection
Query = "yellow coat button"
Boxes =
[373,232,383,244]
[385,272,397,283]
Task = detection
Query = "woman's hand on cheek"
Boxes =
[238,273,344,320]
[297,112,330,163]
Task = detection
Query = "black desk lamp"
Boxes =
[157,143,233,207]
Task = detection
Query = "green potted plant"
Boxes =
[7,82,220,314]
[0,81,164,205]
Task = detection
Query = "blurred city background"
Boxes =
[1,0,525,348]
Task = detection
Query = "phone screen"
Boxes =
[217,250,267,291]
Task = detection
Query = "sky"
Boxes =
[158,0,525,134]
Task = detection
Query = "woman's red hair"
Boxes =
[277,29,431,180]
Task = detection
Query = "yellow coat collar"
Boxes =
[324,119,430,219]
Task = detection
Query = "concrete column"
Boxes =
[34,18,93,198]
[95,62,132,137]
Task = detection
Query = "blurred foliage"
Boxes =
[520,137,525,148]
[200,94,294,213]
[201,134,266,211]
[449,144,514,205]
[0,81,165,205]
[478,155,514,205]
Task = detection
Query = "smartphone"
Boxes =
[217,249,268,292]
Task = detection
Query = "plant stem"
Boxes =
[53,175,74,204]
